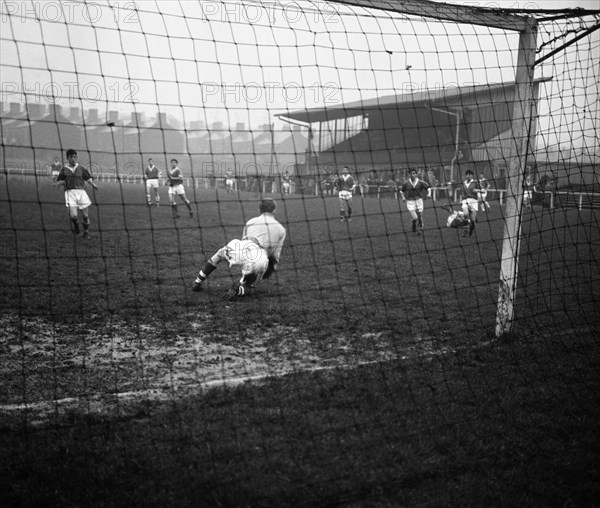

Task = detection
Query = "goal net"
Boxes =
[1,0,599,504]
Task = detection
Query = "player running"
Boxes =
[460,169,481,237]
[478,172,491,211]
[399,168,431,236]
[166,159,193,219]
[191,198,286,301]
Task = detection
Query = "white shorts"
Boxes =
[214,239,269,284]
[146,179,159,189]
[406,198,424,213]
[524,190,533,200]
[462,198,479,213]
[339,190,352,201]
[479,190,488,200]
[169,184,186,196]
[225,178,234,187]
[65,189,92,209]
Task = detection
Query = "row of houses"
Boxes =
[0,102,309,177]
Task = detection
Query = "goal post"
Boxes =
[495,17,539,337]
[329,1,543,337]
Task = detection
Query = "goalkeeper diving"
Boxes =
[192,199,286,301]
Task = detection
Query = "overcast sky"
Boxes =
[0,0,598,150]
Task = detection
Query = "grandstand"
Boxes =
[1,1,599,505]
[278,77,552,184]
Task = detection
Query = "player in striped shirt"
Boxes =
[400,168,431,236]
[56,148,98,239]
[144,158,161,206]
[336,166,355,222]
[225,168,235,193]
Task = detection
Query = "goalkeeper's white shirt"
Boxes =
[242,212,286,263]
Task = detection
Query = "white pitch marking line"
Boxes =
[0,339,498,416]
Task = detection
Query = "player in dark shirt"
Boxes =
[56,149,98,238]
[166,159,193,219]
[400,168,431,236]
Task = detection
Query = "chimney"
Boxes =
[157,112,167,126]
[69,107,80,122]
[9,102,21,117]
[235,122,245,131]
[48,103,63,118]
[211,121,224,130]
[26,103,45,119]
[88,109,99,123]
[108,110,119,124]
[130,112,143,127]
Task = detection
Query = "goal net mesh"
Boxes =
[0,1,599,504]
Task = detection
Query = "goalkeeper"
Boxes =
[192,199,286,301]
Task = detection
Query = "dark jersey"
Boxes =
[461,179,479,200]
[401,178,430,200]
[145,165,160,179]
[168,167,184,186]
[56,164,93,190]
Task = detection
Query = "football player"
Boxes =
[337,166,355,222]
[192,199,286,301]
[400,168,431,235]
[166,159,193,218]
[460,169,481,237]
[56,149,98,239]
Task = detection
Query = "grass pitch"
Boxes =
[1,175,598,506]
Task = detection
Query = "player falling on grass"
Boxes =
[192,198,286,301]
[400,168,431,236]
[337,166,355,222]
[166,158,193,219]
[144,158,161,206]
[460,169,481,237]
[56,148,98,239]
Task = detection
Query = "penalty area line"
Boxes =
[0,338,498,416]
[0,359,388,413]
